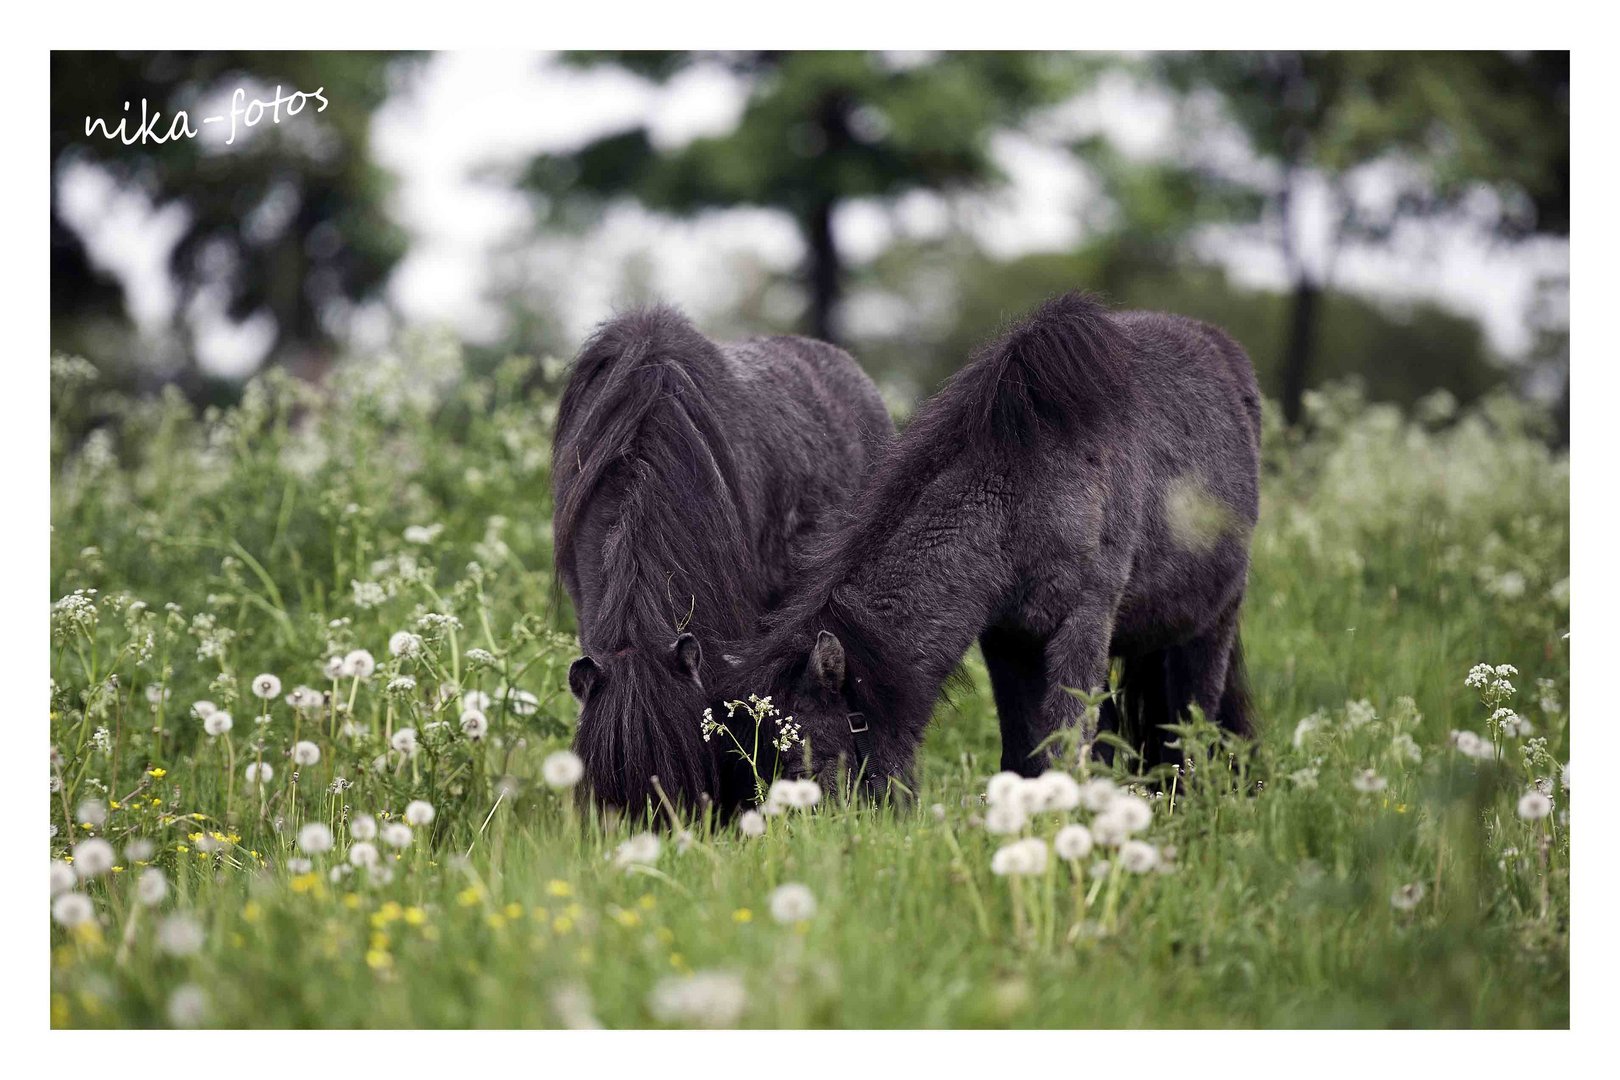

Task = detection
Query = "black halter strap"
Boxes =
[846,711,872,778]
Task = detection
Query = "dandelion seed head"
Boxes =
[136,867,169,906]
[1119,839,1159,874]
[203,711,234,737]
[348,841,380,868]
[990,837,1048,877]
[1054,823,1094,861]
[404,800,435,827]
[291,741,321,766]
[1517,789,1553,821]
[73,838,115,879]
[381,822,414,849]
[769,883,816,924]
[460,708,489,741]
[167,985,209,1028]
[297,822,334,855]
[613,832,660,869]
[388,631,424,658]
[390,728,419,757]
[343,649,376,679]
[244,761,274,784]
[50,860,76,896]
[648,970,747,1028]
[52,891,95,928]
[1390,881,1427,912]
[738,810,766,838]
[251,673,282,700]
[542,750,584,789]
[157,914,205,956]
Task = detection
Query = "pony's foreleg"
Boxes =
[1031,608,1115,772]
[980,626,1050,776]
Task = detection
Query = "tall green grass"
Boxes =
[48,348,1569,1028]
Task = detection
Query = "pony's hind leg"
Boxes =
[1150,601,1245,764]
[980,626,1049,776]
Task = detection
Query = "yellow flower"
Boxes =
[485,912,507,930]
[51,994,70,1027]
[404,906,427,926]
[147,768,166,778]
[289,873,321,895]
[242,901,263,924]
[365,949,392,970]
[637,893,656,910]
[613,909,641,928]
[370,931,390,951]
[503,902,523,920]
[456,887,482,908]
[546,879,572,898]
[342,894,362,910]
[110,866,124,874]
[732,908,753,923]
[655,927,674,945]
[552,915,574,934]
[109,801,121,810]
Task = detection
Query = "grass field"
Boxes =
[48,345,1570,1028]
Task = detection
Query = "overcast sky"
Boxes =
[64,51,1571,375]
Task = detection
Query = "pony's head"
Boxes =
[727,628,923,804]
[569,632,721,818]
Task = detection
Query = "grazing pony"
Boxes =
[552,305,892,814]
[714,292,1261,802]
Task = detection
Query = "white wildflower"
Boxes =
[1517,789,1553,821]
[136,867,169,906]
[52,892,95,928]
[291,741,321,766]
[1054,824,1094,861]
[984,802,1027,835]
[738,810,766,838]
[76,798,107,827]
[389,631,424,658]
[1109,794,1153,833]
[251,673,282,700]
[1351,769,1388,794]
[1076,777,1118,813]
[768,883,817,924]
[351,814,377,841]
[460,708,489,741]
[1390,882,1427,912]
[297,822,334,855]
[191,700,218,719]
[990,837,1048,877]
[1035,770,1081,812]
[167,985,209,1028]
[613,832,661,869]
[204,711,234,736]
[73,838,115,879]
[348,841,380,868]
[1118,839,1159,874]
[985,771,1023,807]
[245,761,274,784]
[391,728,419,757]
[50,861,76,896]
[343,649,376,679]
[157,914,205,957]
[404,800,436,827]
[542,750,584,789]
[648,971,747,1028]
[381,822,413,849]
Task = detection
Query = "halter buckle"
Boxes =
[846,711,869,734]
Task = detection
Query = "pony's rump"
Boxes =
[961,291,1135,446]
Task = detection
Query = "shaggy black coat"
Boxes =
[553,305,892,813]
[716,292,1261,801]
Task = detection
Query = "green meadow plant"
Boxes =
[49,347,1568,1028]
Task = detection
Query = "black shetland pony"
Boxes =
[715,292,1261,802]
[553,306,891,814]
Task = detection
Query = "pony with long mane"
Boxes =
[713,292,1261,804]
[552,305,891,814]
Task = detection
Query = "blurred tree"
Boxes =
[1151,51,1568,424]
[51,51,416,399]
[520,51,1081,342]
[850,239,1502,411]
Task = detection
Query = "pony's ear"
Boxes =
[810,630,846,695]
[671,633,703,682]
[568,656,601,702]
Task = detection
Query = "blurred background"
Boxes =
[50,50,1570,438]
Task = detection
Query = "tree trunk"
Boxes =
[804,198,842,344]
[1281,278,1320,426]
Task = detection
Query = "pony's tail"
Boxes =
[966,291,1133,447]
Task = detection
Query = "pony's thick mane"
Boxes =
[553,306,760,648]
